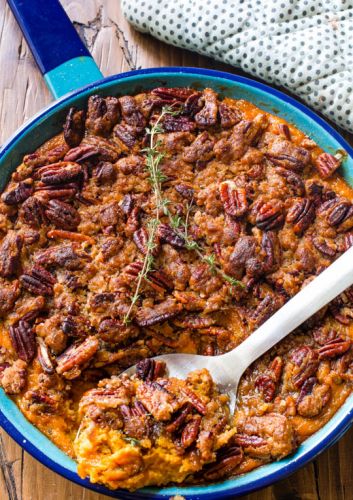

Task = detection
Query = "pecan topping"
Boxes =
[56,336,99,378]
[9,320,36,362]
[2,180,33,205]
[20,265,56,296]
[286,198,315,234]
[0,232,23,278]
[45,199,81,231]
[158,223,185,248]
[317,337,351,360]
[315,153,341,179]
[255,201,284,231]
[64,107,85,147]
[136,359,166,381]
[36,162,82,185]
[219,181,248,217]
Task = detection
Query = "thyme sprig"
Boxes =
[124,106,243,323]
[123,107,176,323]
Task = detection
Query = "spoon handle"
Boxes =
[222,245,353,370]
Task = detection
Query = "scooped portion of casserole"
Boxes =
[74,360,238,489]
[0,85,353,490]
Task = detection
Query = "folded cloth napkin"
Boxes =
[121,0,353,133]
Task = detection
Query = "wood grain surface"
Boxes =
[0,1,352,499]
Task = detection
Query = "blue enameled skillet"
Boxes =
[2,1,353,498]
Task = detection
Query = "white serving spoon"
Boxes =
[124,246,353,411]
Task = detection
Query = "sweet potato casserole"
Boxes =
[0,86,353,490]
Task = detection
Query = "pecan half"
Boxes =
[119,95,146,131]
[2,180,33,205]
[95,161,116,185]
[34,243,90,270]
[255,356,283,402]
[329,202,351,227]
[182,131,215,163]
[56,336,99,378]
[218,102,241,128]
[317,337,351,360]
[219,181,248,217]
[133,227,151,255]
[45,199,81,231]
[136,298,182,327]
[202,445,244,481]
[136,359,166,381]
[152,87,196,102]
[312,236,336,257]
[149,269,174,292]
[20,265,56,296]
[315,153,341,179]
[0,232,23,278]
[161,114,195,132]
[286,198,315,234]
[165,404,193,433]
[256,201,284,231]
[36,162,82,185]
[290,345,319,388]
[158,223,185,248]
[173,314,216,329]
[181,415,202,448]
[86,95,120,136]
[9,320,36,362]
[113,123,139,148]
[63,107,85,147]
[98,319,139,345]
[251,294,284,327]
[37,337,54,374]
[261,231,280,272]
[195,88,218,128]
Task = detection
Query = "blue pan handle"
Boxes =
[7,0,103,98]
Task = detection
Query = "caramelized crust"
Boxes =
[0,87,352,489]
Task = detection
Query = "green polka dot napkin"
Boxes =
[121,0,353,133]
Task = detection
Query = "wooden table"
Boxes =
[0,1,353,499]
